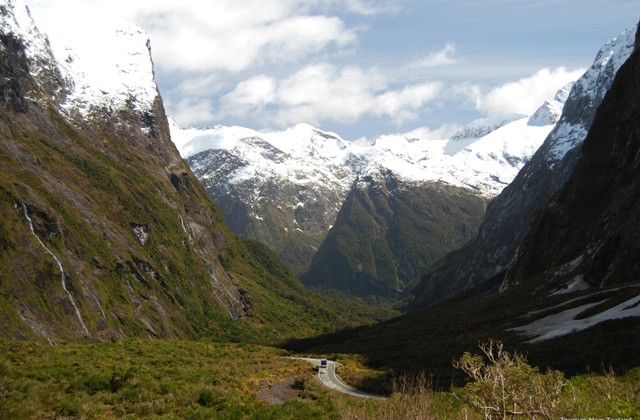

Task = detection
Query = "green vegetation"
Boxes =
[0,338,336,418]
[304,175,487,298]
[286,281,640,384]
[1,338,637,419]
[453,340,565,419]
[0,102,397,345]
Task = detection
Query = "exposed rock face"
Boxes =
[0,0,246,342]
[175,97,562,294]
[185,130,351,275]
[503,25,640,293]
[0,0,342,343]
[0,0,68,109]
[302,170,487,298]
[409,25,637,308]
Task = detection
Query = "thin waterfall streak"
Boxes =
[17,203,90,336]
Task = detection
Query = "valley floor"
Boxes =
[1,338,638,419]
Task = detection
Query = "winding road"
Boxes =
[295,357,383,399]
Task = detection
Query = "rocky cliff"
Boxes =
[410,25,637,308]
[0,0,366,343]
[502,24,640,294]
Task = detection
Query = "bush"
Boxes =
[197,389,217,407]
[453,340,565,419]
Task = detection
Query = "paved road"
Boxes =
[294,357,383,399]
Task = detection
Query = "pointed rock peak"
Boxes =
[1,0,67,103]
[527,82,573,127]
[554,81,573,103]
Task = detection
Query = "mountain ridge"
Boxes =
[0,0,387,343]
[409,24,637,308]
[172,94,565,286]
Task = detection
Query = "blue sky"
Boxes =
[30,0,639,140]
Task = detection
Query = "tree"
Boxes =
[453,340,565,419]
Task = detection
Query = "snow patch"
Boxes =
[551,275,590,296]
[512,294,640,343]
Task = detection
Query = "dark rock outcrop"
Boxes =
[503,25,640,292]
[409,25,637,308]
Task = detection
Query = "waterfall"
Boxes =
[16,202,90,336]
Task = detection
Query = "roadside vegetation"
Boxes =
[1,338,638,419]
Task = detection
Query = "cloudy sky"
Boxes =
[28,0,638,140]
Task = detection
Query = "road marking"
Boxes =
[291,357,385,399]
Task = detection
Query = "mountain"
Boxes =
[0,0,386,344]
[287,26,640,378]
[172,97,564,297]
[302,171,487,297]
[172,122,356,275]
[502,24,640,295]
[410,25,637,308]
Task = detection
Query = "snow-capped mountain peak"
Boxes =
[449,113,525,141]
[527,82,573,127]
[174,81,571,202]
[51,21,159,118]
[2,0,159,121]
[544,25,636,163]
[1,0,66,101]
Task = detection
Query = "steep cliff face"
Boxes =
[502,25,640,294]
[0,0,364,343]
[410,25,637,308]
[0,0,243,342]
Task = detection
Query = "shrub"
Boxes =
[453,340,565,419]
[197,389,217,407]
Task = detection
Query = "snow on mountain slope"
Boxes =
[176,121,356,192]
[512,292,640,343]
[449,113,524,141]
[173,97,565,200]
[544,26,636,163]
[171,92,565,276]
[409,24,638,309]
[527,82,572,127]
[8,0,160,120]
[1,0,51,75]
[0,0,67,102]
[52,21,159,118]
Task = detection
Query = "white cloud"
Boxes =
[339,0,401,16]
[167,97,217,128]
[174,75,225,97]
[219,75,276,117]
[29,0,360,74]
[412,43,457,68]
[468,67,585,116]
[217,63,442,127]
[374,82,443,124]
